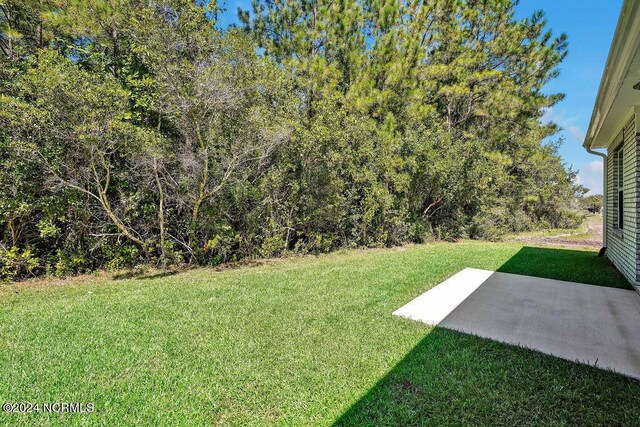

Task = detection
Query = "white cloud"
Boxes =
[587,160,603,173]
[576,160,603,195]
[540,109,599,193]
[540,107,586,143]
[567,125,585,141]
[540,106,555,124]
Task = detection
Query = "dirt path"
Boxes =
[510,216,603,249]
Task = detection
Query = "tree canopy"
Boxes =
[0,0,583,279]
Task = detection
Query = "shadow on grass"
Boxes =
[333,328,639,426]
[334,246,638,425]
[112,270,179,281]
[496,246,630,290]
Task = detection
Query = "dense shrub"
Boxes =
[0,0,584,279]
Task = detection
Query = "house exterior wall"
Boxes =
[605,115,640,292]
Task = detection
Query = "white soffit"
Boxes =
[591,45,640,149]
[585,0,640,149]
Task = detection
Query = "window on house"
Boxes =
[615,146,624,230]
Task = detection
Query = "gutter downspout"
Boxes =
[585,146,607,254]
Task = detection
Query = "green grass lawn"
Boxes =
[505,214,603,241]
[1,241,638,426]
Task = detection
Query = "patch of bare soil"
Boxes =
[512,219,603,249]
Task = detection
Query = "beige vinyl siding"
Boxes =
[606,115,639,291]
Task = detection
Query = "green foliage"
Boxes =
[0,0,584,279]
[0,246,38,280]
[52,249,90,277]
[580,194,604,214]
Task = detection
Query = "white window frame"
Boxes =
[615,146,624,230]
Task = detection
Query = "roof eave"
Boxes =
[584,0,640,150]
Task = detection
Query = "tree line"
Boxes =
[0,0,583,279]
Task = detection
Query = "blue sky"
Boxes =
[515,0,623,195]
[218,0,622,195]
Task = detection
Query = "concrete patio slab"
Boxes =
[394,268,640,379]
